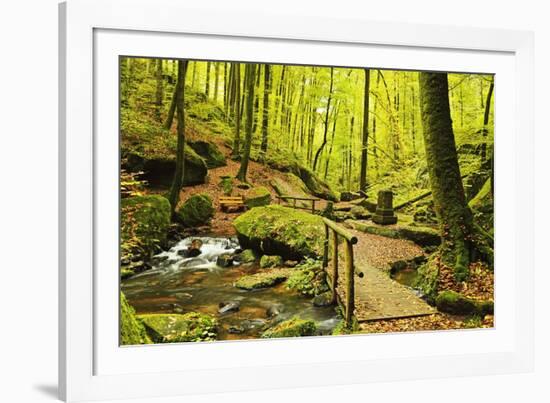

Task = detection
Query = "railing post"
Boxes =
[331,230,339,305]
[322,223,329,269]
[311,200,316,214]
[344,239,355,327]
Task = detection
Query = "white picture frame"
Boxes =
[59,0,534,401]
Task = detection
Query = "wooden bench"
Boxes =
[219,196,246,212]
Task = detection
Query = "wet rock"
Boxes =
[151,255,169,265]
[138,312,218,343]
[218,301,240,314]
[284,260,299,268]
[350,205,372,220]
[234,249,257,263]
[235,269,290,290]
[261,317,317,338]
[260,255,283,268]
[187,239,203,257]
[228,325,245,334]
[179,257,209,269]
[266,304,285,318]
[312,291,334,307]
[216,253,234,268]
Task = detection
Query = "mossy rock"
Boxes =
[414,255,440,300]
[435,290,494,316]
[235,249,257,263]
[120,293,151,345]
[350,220,441,247]
[244,186,272,208]
[259,255,283,268]
[294,164,339,202]
[176,194,214,227]
[138,312,217,343]
[261,317,317,338]
[286,259,329,297]
[124,148,207,187]
[233,205,324,260]
[234,269,290,290]
[121,195,171,271]
[188,140,226,168]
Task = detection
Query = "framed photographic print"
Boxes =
[59,0,534,401]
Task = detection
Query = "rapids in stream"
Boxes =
[121,237,341,340]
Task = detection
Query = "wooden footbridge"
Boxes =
[321,218,435,326]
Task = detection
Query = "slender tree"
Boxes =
[231,63,241,157]
[313,67,334,172]
[236,64,256,182]
[154,59,164,122]
[168,60,188,212]
[213,62,220,102]
[419,72,474,280]
[480,76,494,161]
[260,64,271,158]
[205,62,211,97]
[359,68,370,191]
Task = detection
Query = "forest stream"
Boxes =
[122,237,341,340]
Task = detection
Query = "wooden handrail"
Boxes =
[322,217,358,244]
[276,195,320,201]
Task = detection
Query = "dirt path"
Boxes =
[334,227,436,322]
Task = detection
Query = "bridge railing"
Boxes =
[276,195,321,214]
[322,217,363,327]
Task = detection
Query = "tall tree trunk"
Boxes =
[232,63,241,157]
[213,62,220,103]
[164,83,178,130]
[312,68,334,172]
[481,76,494,161]
[359,68,370,191]
[154,59,164,122]
[236,64,256,182]
[191,61,197,89]
[260,64,271,157]
[419,72,474,280]
[205,62,211,98]
[324,103,339,180]
[168,60,188,212]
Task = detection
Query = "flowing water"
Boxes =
[122,237,341,340]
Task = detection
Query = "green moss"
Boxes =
[259,255,283,268]
[468,178,492,210]
[235,269,290,290]
[244,186,272,208]
[286,259,329,297]
[233,205,324,259]
[351,220,440,247]
[121,195,171,268]
[176,194,214,227]
[188,140,226,168]
[414,255,440,300]
[435,290,493,316]
[331,317,359,335]
[237,249,257,263]
[120,293,151,345]
[219,177,233,196]
[261,317,317,338]
[138,312,217,343]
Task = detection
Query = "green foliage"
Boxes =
[139,312,218,343]
[261,317,317,338]
[120,195,171,272]
[219,176,233,196]
[120,293,151,345]
[176,194,214,227]
[259,255,283,268]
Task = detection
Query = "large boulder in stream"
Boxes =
[261,317,317,338]
[235,269,291,290]
[120,293,151,345]
[138,312,218,343]
[233,205,324,260]
[176,194,214,227]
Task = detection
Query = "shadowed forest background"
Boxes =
[119,57,494,345]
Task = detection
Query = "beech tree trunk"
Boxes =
[232,63,241,157]
[236,64,256,182]
[419,72,473,280]
[359,68,370,191]
[155,59,164,122]
[168,60,188,211]
[312,67,334,172]
[260,64,271,157]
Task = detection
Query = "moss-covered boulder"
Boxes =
[121,195,171,275]
[259,255,283,268]
[176,194,214,227]
[235,269,290,290]
[414,255,440,300]
[124,148,207,187]
[286,259,329,297]
[233,205,324,260]
[138,312,217,343]
[120,293,151,345]
[188,140,226,168]
[294,164,339,202]
[435,290,494,316]
[235,249,257,263]
[261,317,317,338]
[244,186,272,208]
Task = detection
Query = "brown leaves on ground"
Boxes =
[437,261,494,302]
[359,312,494,334]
